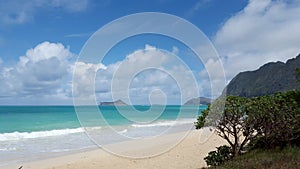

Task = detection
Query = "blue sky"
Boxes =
[0,0,300,105]
[0,0,247,62]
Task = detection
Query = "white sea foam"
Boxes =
[84,126,102,132]
[118,129,128,134]
[131,119,195,128]
[0,147,17,151]
[51,149,71,152]
[0,128,85,141]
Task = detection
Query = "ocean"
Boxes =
[0,105,206,166]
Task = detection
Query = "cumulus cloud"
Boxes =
[214,0,300,81]
[0,66,15,97]
[198,58,225,98]
[72,44,200,105]
[73,61,107,99]
[172,46,179,55]
[0,41,74,104]
[17,42,72,94]
[0,0,89,24]
[110,45,199,105]
[1,43,216,105]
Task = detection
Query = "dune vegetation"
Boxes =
[195,90,300,168]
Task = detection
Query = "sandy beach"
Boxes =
[3,129,226,169]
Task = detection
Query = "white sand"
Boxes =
[3,129,226,169]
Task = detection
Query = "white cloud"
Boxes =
[214,0,300,81]
[46,0,89,12]
[72,45,200,105]
[198,57,226,98]
[65,32,92,38]
[0,41,74,104]
[172,46,179,55]
[1,43,215,105]
[0,67,16,97]
[16,41,72,85]
[73,61,107,98]
[0,0,89,24]
[110,45,199,105]
[185,0,212,18]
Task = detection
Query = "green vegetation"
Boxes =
[296,67,300,82]
[246,91,300,149]
[196,91,300,168]
[226,54,300,97]
[196,96,256,156]
[204,145,232,167]
[206,147,300,169]
[195,107,209,129]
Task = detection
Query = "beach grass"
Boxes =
[206,146,300,169]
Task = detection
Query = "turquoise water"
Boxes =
[0,105,206,165]
[0,105,205,133]
[0,106,79,133]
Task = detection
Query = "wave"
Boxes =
[0,128,86,141]
[0,147,17,151]
[131,119,195,128]
[84,126,102,132]
[117,129,128,134]
[0,119,195,141]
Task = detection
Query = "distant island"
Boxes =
[225,54,300,97]
[99,99,128,106]
[99,98,212,106]
[184,97,212,105]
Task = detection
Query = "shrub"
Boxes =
[204,145,232,167]
[246,91,300,149]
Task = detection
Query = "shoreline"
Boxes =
[2,129,226,169]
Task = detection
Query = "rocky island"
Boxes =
[99,99,128,106]
[184,97,212,105]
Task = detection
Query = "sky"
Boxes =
[0,0,299,105]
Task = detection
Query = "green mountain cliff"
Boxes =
[225,54,300,97]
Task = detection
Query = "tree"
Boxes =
[195,107,209,129]
[195,96,226,129]
[216,96,256,156]
[296,68,300,82]
[247,91,300,149]
[195,96,257,157]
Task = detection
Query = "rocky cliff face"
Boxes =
[225,54,300,97]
